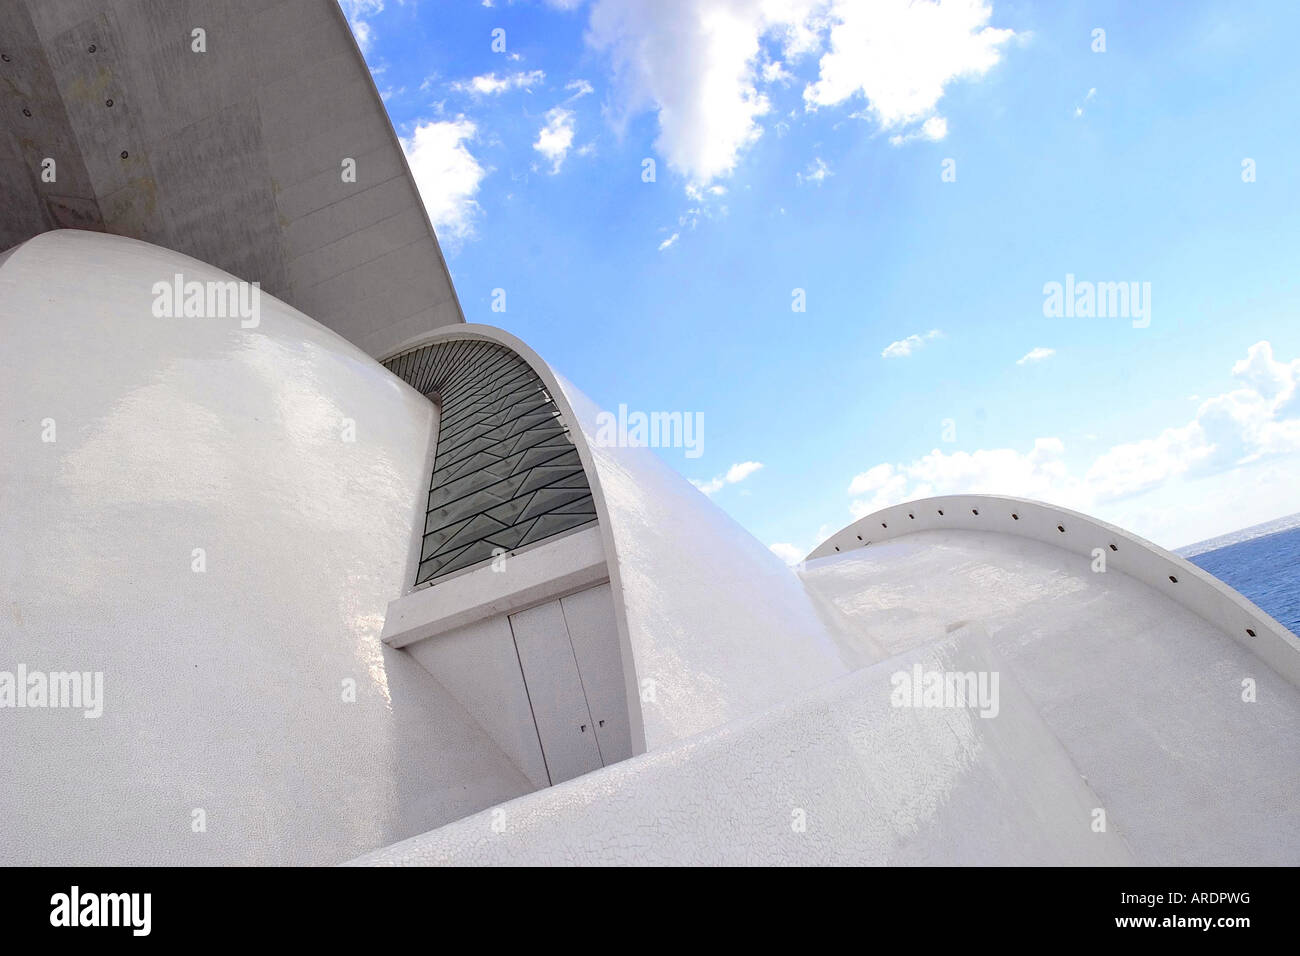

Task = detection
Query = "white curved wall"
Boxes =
[558,383,851,749]
[0,231,529,865]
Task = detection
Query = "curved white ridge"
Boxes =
[807,494,1300,687]
[0,231,530,865]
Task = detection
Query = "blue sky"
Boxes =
[345,0,1300,556]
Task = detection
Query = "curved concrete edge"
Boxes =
[807,494,1300,688]
[378,324,649,756]
[2,0,464,355]
[325,0,466,333]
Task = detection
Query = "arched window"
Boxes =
[384,339,598,585]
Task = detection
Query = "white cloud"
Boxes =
[1075,87,1096,118]
[1016,347,1055,365]
[922,115,949,139]
[685,182,727,201]
[1082,422,1209,502]
[805,0,1015,138]
[1086,343,1300,502]
[585,0,829,187]
[534,107,576,173]
[726,461,764,482]
[351,20,374,53]
[847,462,896,497]
[657,232,679,251]
[590,2,766,185]
[692,460,765,495]
[888,114,948,145]
[1231,338,1300,403]
[771,520,841,564]
[578,0,1015,189]
[797,157,832,185]
[341,0,384,54]
[843,341,1300,529]
[401,118,488,245]
[451,70,546,95]
[847,437,1077,517]
[768,541,806,566]
[881,328,943,358]
[762,59,794,84]
[566,79,596,97]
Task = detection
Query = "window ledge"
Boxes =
[381,525,608,649]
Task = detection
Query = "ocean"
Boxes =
[1178,513,1300,637]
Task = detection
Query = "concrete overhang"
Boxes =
[0,0,462,356]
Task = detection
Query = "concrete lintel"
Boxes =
[381,525,608,649]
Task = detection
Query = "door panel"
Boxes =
[509,600,602,785]
[561,583,633,764]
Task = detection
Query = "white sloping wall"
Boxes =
[0,231,527,865]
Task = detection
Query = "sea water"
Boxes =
[1180,514,1300,637]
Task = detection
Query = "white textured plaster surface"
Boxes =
[0,232,527,865]
[350,630,1134,866]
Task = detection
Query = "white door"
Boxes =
[509,600,603,784]
[561,583,633,765]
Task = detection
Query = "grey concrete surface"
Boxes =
[0,0,463,355]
